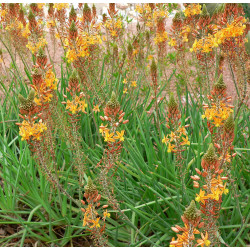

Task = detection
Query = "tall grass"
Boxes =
[0,58,249,246]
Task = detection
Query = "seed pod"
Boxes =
[183,200,201,223]
[168,92,178,114]
[214,74,227,93]
[84,176,97,195]
[69,5,77,23]
[224,113,235,134]
[18,89,36,111]
[37,47,47,66]
[203,144,218,165]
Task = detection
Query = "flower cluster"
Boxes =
[54,3,69,11]
[154,30,168,45]
[99,92,128,145]
[191,144,229,246]
[19,119,47,141]
[162,93,190,186]
[26,38,48,55]
[202,75,233,128]
[17,89,47,143]
[170,200,210,247]
[65,31,102,63]
[22,8,47,54]
[190,16,247,54]
[183,4,202,17]
[190,34,219,53]
[2,4,28,53]
[122,78,138,95]
[66,96,87,114]
[62,70,87,116]
[81,177,109,246]
[162,126,190,153]
[135,4,154,28]
[31,48,58,107]
[215,17,247,44]
[202,102,233,127]
[104,17,123,38]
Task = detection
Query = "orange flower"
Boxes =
[169,131,176,142]
[177,126,187,136]
[103,210,111,220]
[167,143,176,153]
[99,123,109,136]
[197,232,211,247]
[162,135,169,144]
[83,214,90,227]
[93,105,100,113]
[90,217,100,228]
[207,188,221,201]
[180,136,190,146]
[131,81,137,87]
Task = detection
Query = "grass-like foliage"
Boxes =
[0,3,249,247]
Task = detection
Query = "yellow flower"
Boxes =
[78,99,88,113]
[114,130,125,142]
[103,210,110,220]
[223,187,229,195]
[37,3,45,9]
[147,55,153,61]
[34,97,42,106]
[169,131,176,142]
[66,100,78,114]
[104,131,115,143]
[197,232,211,247]
[177,126,187,136]
[167,143,176,153]
[83,214,89,227]
[218,183,229,195]
[19,120,47,141]
[162,135,169,144]
[54,3,69,11]
[90,217,100,228]
[123,79,127,84]
[93,105,100,113]
[123,88,128,94]
[131,81,137,88]
[208,188,221,201]
[195,189,207,204]
[181,136,190,146]
[183,4,201,17]
[45,70,58,90]
[99,124,109,136]
[110,30,117,37]
[168,38,177,47]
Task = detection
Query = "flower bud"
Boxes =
[193,181,199,188]
[171,227,179,233]
[198,222,204,228]
[195,168,201,175]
